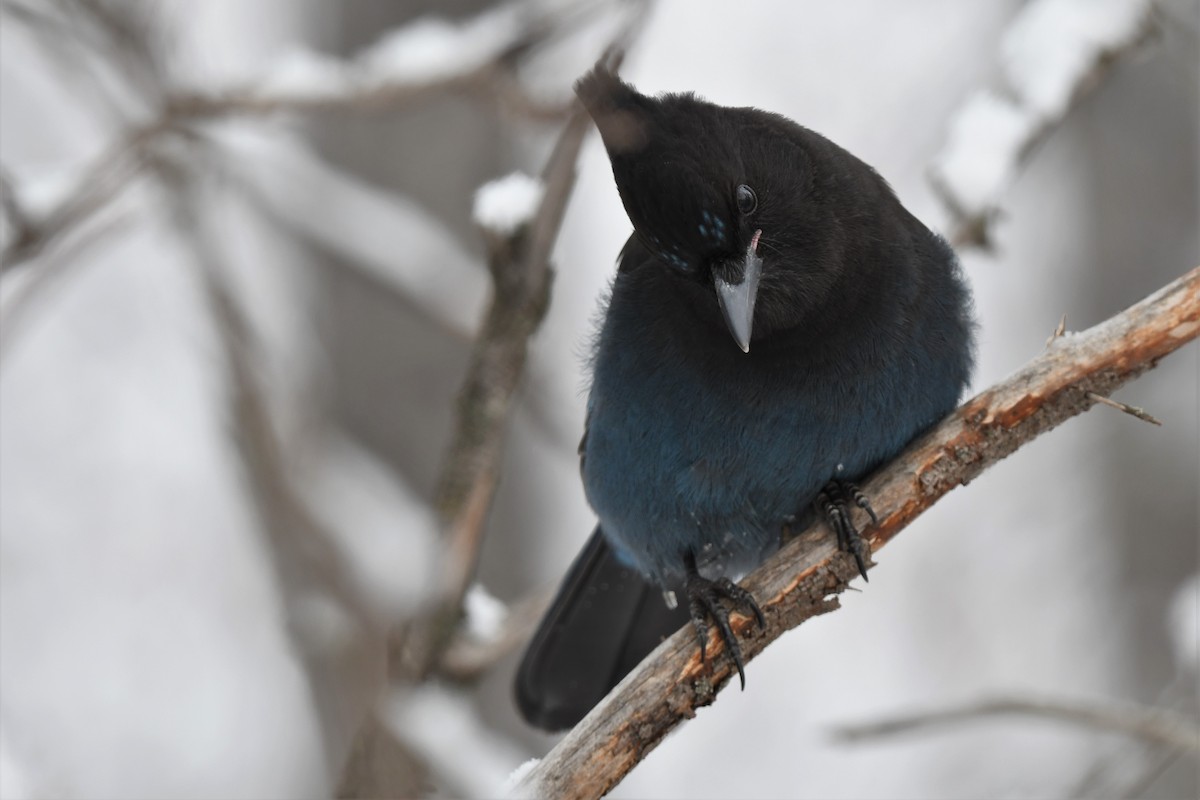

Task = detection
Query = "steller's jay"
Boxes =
[515,68,975,731]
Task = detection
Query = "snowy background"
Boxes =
[1,1,1197,798]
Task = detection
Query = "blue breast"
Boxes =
[581,272,966,584]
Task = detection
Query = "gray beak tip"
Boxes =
[714,235,763,355]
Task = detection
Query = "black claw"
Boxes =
[849,540,870,582]
[707,596,743,685]
[716,578,766,629]
[683,553,763,689]
[817,480,876,581]
[848,484,879,526]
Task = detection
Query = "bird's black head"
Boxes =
[577,67,895,352]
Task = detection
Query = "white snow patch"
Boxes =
[473,172,545,234]
[931,0,1150,224]
[254,48,351,99]
[464,583,509,641]
[933,92,1036,215]
[1001,0,1151,117]
[360,5,524,84]
[14,162,89,219]
[224,4,533,104]
[503,758,542,797]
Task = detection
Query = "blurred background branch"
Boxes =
[0,0,621,271]
[437,585,556,682]
[831,693,1200,754]
[834,689,1199,799]
[929,0,1157,249]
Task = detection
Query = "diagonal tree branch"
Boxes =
[390,17,651,687]
[392,106,592,683]
[516,265,1200,800]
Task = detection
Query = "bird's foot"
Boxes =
[684,553,765,689]
[816,480,878,581]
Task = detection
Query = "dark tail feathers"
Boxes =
[514,529,688,731]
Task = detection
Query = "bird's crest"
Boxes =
[576,66,650,156]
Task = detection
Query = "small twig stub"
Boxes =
[1086,391,1163,426]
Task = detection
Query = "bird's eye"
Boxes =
[735,184,757,215]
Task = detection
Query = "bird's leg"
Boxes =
[816,480,877,581]
[683,551,765,689]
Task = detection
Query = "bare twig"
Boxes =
[1044,319,1164,425]
[1085,391,1163,425]
[1045,312,1068,347]
[516,265,1200,800]
[830,694,1200,754]
[0,120,166,271]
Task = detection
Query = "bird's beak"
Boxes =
[714,230,763,353]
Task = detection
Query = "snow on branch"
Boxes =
[474,172,546,236]
[440,587,555,682]
[516,265,1200,800]
[167,1,613,121]
[930,0,1154,248]
[254,6,525,99]
[0,0,635,273]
